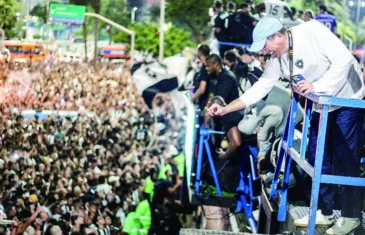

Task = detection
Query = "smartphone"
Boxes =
[292,74,304,84]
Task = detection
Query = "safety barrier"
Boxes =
[194,125,260,233]
[217,42,251,49]
[270,75,365,234]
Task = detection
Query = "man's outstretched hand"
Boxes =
[207,104,226,117]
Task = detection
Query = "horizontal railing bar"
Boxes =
[318,96,365,109]
[282,142,314,178]
[321,175,365,186]
[292,87,365,108]
[218,42,251,48]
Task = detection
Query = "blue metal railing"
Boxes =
[195,126,225,196]
[194,125,260,233]
[269,75,365,234]
[236,144,260,232]
[218,42,251,49]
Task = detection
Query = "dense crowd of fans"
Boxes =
[209,0,340,57]
[0,61,187,235]
[190,0,364,205]
[0,1,363,234]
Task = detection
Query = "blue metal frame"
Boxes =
[194,125,260,233]
[218,42,251,49]
[269,75,365,234]
[195,126,224,196]
[236,145,260,233]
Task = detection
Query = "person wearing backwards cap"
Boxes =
[208,17,365,235]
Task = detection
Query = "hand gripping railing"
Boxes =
[269,78,365,235]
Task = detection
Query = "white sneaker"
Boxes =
[245,210,260,231]
[294,210,334,227]
[252,209,259,222]
[326,217,360,235]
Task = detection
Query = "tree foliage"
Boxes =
[114,22,195,57]
[0,0,21,38]
[30,4,47,23]
[165,0,212,42]
[99,0,130,43]
[357,18,365,45]
[30,1,60,23]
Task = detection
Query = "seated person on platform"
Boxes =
[203,96,244,193]
[237,85,303,180]
[205,53,240,136]
[205,96,243,160]
[225,49,264,96]
[236,46,263,72]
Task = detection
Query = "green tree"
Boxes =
[99,0,130,44]
[33,34,42,39]
[114,22,195,57]
[147,4,160,23]
[165,0,212,42]
[0,0,22,39]
[91,0,101,59]
[30,4,47,23]
[71,0,131,58]
[30,1,60,23]
[357,17,365,45]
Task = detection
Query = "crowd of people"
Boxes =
[0,1,363,234]
[196,2,353,183]
[190,43,286,194]
[193,1,365,234]
[209,0,338,57]
[0,60,189,235]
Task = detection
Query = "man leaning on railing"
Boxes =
[208,17,365,235]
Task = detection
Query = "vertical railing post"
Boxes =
[307,104,329,234]
[195,127,206,194]
[277,95,299,221]
[300,98,313,159]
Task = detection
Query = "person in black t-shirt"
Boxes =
[223,50,238,71]
[205,54,239,105]
[191,45,211,111]
[214,1,229,42]
[224,50,250,94]
[236,3,257,44]
[227,1,236,14]
[225,49,263,96]
[226,2,238,42]
[205,54,239,149]
[154,203,181,235]
[213,1,230,57]
[206,96,243,160]
[202,96,244,193]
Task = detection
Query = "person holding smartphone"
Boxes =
[208,17,365,234]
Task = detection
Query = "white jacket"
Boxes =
[240,20,364,110]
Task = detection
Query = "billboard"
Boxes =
[49,4,86,24]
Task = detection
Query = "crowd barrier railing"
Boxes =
[270,74,365,234]
[217,42,251,49]
[194,124,260,233]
